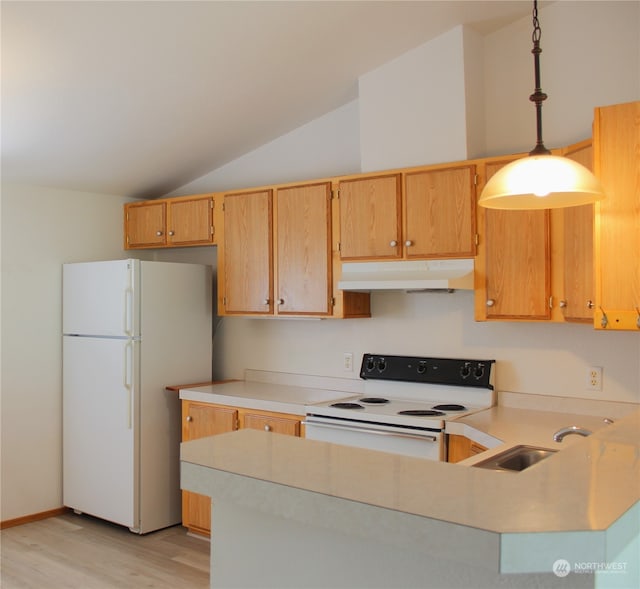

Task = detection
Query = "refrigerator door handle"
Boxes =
[124,288,134,336]
[124,341,133,429]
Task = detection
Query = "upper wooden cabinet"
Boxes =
[219,189,273,315]
[124,195,215,249]
[557,140,595,323]
[219,182,369,318]
[168,196,215,246]
[404,165,477,258]
[124,200,167,248]
[593,100,640,331]
[338,165,477,261]
[475,155,552,321]
[275,182,332,315]
[338,174,402,260]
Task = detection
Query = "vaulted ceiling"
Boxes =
[2,1,534,198]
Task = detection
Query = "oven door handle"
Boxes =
[302,419,438,442]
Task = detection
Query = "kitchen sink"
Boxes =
[472,445,557,472]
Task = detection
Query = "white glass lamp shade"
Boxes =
[478,154,606,210]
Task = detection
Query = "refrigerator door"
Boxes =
[63,335,138,529]
[63,259,140,337]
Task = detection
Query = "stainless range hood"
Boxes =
[337,259,474,292]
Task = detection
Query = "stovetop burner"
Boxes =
[330,402,365,410]
[432,403,467,411]
[360,397,389,404]
[397,409,446,417]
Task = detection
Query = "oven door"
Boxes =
[303,415,443,461]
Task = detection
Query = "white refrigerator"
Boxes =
[62,259,212,534]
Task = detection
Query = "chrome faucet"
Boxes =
[553,426,593,442]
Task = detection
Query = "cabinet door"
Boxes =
[168,197,214,246]
[594,101,640,330]
[477,159,551,320]
[338,174,402,260]
[242,412,301,436]
[124,201,166,248]
[404,165,476,258]
[182,401,238,536]
[560,142,595,322]
[276,183,332,315]
[222,190,273,314]
[447,434,487,463]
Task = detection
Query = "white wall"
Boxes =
[165,100,361,196]
[0,184,132,520]
[484,0,640,155]
[358,26,469,171]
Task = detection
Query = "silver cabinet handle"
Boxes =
[277,298,284,305]
[168,230,175,236]
[264,424,272,432]
[156,230,163,236]
[405,240,413,247]
[559,300,567,308]
[186,416,193,422]
[263,298,270,305]
[389,240,398,247]
[587,300,594,309]
[486,299,495,307]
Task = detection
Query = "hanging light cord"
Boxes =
[529,0,551,156]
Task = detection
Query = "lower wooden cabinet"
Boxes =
[181,399,303,536]
[447,434,487,463]
[182,401,238,536]
[241,410,302,436]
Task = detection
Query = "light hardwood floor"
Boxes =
[0,512,209,589]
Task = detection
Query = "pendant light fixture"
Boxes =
[478,0,605,210]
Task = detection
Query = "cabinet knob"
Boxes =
[405,240,413,247]
[389,240,398,247]
[277,298,284,305]
[587,300,594,309]
[168,230,175,236]
[486,299,495,307]
[156,230,163,236]
[186,415,193,422]
[264,424,272,432]
[559,300,567,308]
[263,298,270,305]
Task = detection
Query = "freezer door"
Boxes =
[63,259,140,337]
[63,336,138,529]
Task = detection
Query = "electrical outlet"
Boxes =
[586,366,603,391]
[343,352,353,372]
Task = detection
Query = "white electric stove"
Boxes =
[304,354,496,461]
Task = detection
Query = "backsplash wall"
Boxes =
[212,291,640,404]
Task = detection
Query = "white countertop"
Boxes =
[181,410,640,535]
[180,379,357,414]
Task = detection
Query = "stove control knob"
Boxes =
[365,357,375,372]
[377,358,387,372]
[417,363,427,374]
[460,363,471,379]
[474,364,485,379]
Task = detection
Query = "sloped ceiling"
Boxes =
[1,1,534,198]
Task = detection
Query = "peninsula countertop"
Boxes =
[181,408,639,535]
